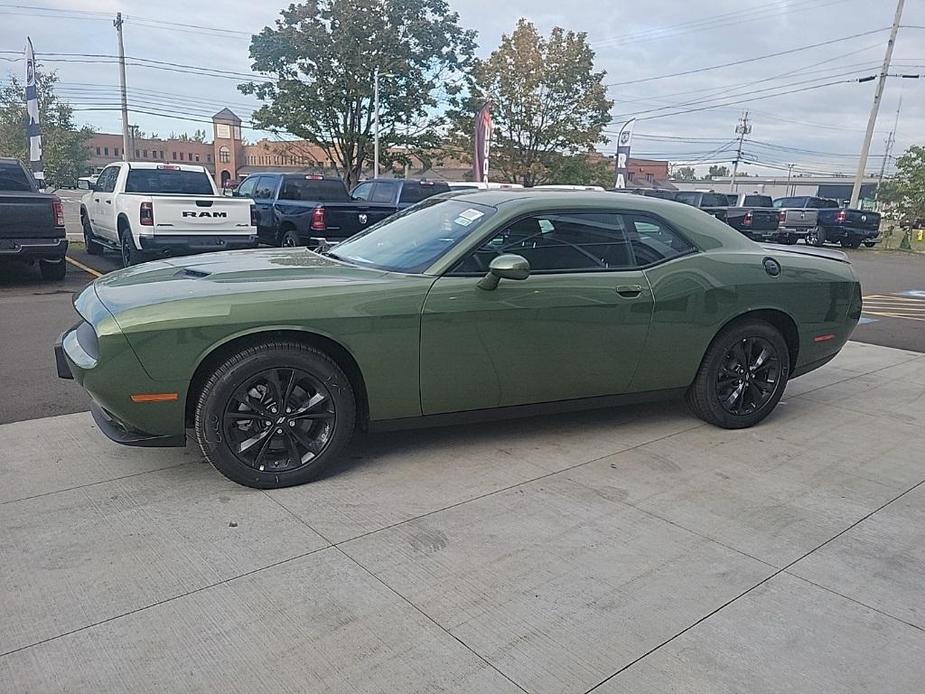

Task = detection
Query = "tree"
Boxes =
[450,19,612,187]
[673,166,696,181]
[170,129,207,142]
[0,69,93,187]
[241,0,476,188]
[879,145,925,225]
[546,152,614,187]
[707,164,730,179]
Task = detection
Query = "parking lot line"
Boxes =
[65,256,103,278]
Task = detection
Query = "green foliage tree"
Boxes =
[450,19,613,187]
[878,145,925,225]
[673,166,696,181]
[546,152,614,187]
[241,0,476,188]
[707,164,730,179]
[0,69,93,187]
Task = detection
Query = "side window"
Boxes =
[98,167,119,193]
[811,198,839,209]
[624,215,695,266]
[352,182,373,201]
[452,212,634,275]
[701,193,728,207]
[675,192,699,206]
[236,177,257,198]
[252,177,275,200]
[371,182,395,204]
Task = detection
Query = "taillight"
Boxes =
[836,209,848,223]
[310,206,326,232]
[51,196,65,227]
[742,211,753,226]
[140,201,154,226]
[779,210,786,223]
[250,204,257,227]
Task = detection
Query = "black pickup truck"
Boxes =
[773,196,880,248]
[350,178,450,211]
[674,190,780,241]
[0,157,67,280]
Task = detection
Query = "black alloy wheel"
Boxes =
[223,367,335,473]
[806,227,826,247]
[280,229,300,247]
[120,230,137,267]
[715,336,780,417]
[83,216,102,255]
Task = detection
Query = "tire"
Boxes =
[806,227,826,247]
[82,216,103,256]
[863,242,876,248]
[120,228,139,267]
[280,229,300,247]
[686,319,790,429]
[195,341,357,488]
[39,258,67,281]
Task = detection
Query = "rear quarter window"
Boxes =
[0,161,32,191]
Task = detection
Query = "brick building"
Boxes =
[86,108,670,188]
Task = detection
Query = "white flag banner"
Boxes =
[614,119,635,189]
[26,37,44,181]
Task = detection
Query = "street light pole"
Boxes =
[786,163,795,196]
[373,67,380,179]
[849,0,905,208]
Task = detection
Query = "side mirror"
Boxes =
[477,253,530,290]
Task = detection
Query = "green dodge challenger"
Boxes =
[56,191,862,488]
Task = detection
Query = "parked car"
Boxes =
[351,178,450,210]
[447,181,524,191]
[56,191,861,489]
[236,173,394,247]
[773,196,881,248]
[80,162,257,267]
[674,191,780,241]
[0,157,67,280]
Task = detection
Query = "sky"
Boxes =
[1,0,923,178]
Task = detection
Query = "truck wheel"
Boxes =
[82,216,103,256]
[686,319,790,429]
[194,341,357,488]
[806,227,826,246]
[120,229,139,267]
[280,229,300,247]
[863,242,876,248]
[39,258,67,281]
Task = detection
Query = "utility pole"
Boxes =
[849,0,905,208]
[114,12,130,162]
[729,110,751,192]
[786,163,796,196]
[875,95,902,204]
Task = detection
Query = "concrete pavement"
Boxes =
[2,341,924,693]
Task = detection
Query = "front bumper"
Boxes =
[138,234,258,255]
[89,400,186,448]
[0,236,68,260]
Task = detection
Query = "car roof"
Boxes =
[437,189,689,213]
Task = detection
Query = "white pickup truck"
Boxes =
[80,162,257,267]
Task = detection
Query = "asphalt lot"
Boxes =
[1,341,923,692]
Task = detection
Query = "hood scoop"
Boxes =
[173,268,211,279]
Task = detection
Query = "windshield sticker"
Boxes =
[539,219,555,233]
[454,208,485,226]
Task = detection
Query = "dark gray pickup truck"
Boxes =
[0,158,67,280]
[674,190,781,242]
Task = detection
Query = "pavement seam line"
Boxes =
[581,476,925,694]
[782,570,925,634]
[64,256,103,278]
[0,544,332,660]
[788,353,925,400]
[0,461,193,506]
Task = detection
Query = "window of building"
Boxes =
[194,154,200,162]
[207,154,212,163]
[96,147,101,155]
[142,150,148,158]
[172,151,177,160]
[219,146,230,163]
[179,152,184,161]
[103,147,109,156]
[114,147,119,157]
[135,149,140,158]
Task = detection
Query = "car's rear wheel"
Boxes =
[82,216,103,255]
[120,229,139,267]
[195,341,356,488]
[806,227,826,246]
[687,320,790,429]
[39,258,66,281]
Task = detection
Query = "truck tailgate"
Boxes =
[781,209,817,228]
[840,210,881,230]
[747,209,780,231]
[322,203,394,239]
[0,192,57,239]
[150,196,253,234]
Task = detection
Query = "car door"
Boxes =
[419,211,655,414]
[250,176,277,242]
[92,166,119,241]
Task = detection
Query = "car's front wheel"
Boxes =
[195,341,357,488]
[83,216,103,255]
[687,319,790,429]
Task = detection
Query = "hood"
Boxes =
[93,247,393,315]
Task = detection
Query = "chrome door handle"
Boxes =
[615,284,644,297]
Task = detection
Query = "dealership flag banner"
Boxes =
[614,119,635,189]
[25,37,43,182]
[473,102,492,183]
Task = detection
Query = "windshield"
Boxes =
[331,198,496,273]
[125,168,214,195]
